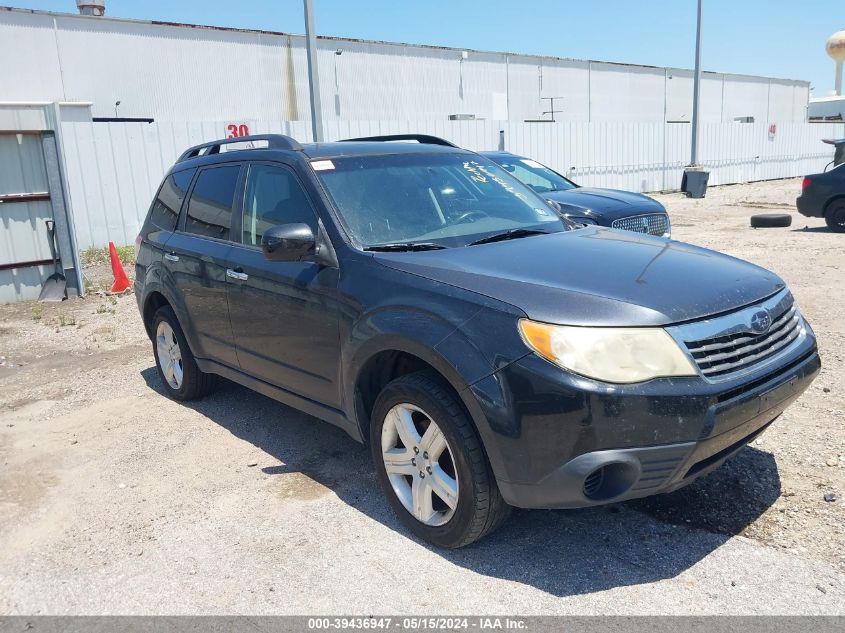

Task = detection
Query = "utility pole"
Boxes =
[303,0,324,142]
[690,0,702,165]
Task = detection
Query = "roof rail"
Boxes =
[340,134,458,148]
[177,134,303,162]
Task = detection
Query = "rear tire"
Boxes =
[750,213,792,228]
[151,305,216,401]
[825,200,845,233]
[370,370,510,548]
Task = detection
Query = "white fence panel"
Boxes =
[60,119,844,249]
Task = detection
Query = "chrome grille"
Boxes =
[676,295,804,379]
[611,213,669,236]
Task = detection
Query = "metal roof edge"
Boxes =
[0,5,811,86]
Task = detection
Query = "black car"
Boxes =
[135,133,819,548]
[796,163,845,232]
[481,151,671,237]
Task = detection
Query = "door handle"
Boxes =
[226,268,248,281]
[164,253,179,262]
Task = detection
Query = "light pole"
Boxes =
[303,0,324,142]
[690,0,702,166]
[682,0,708,198]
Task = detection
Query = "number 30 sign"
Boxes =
[226,123,251,138]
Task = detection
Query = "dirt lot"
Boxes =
[0,178,843,614]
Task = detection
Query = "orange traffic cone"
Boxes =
[108,241,131,293]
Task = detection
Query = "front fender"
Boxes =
[343,304,527,481]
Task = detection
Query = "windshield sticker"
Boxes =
[311,160,335,171]
[463,161,530,203]
[521,159,544,169]
[463,161,488,183]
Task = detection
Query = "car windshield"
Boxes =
[314,152,571,249]
[488,155,577,193]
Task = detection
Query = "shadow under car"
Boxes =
[140,367,781,598]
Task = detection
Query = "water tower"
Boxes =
[828,30,845,96]
[76,0,105,16]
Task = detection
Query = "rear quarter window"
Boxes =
[185,165,241,241]
[149,169,195,231]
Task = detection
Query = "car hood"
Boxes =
[545,188,664,221]
[373,228,784,326]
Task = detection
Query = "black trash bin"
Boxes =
[682,168,710,199]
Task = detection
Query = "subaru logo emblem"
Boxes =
[749,309,771,334]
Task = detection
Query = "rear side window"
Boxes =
[149,169,194,231]
[242,164,317,246]
[185,165,241,240]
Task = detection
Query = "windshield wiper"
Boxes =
[364,242,447,252]
[468,228,549,246]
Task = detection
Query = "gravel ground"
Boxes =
[0,178,842,615]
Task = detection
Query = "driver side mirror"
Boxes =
[261,223,316,262]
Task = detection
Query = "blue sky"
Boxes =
[16,0,845,95]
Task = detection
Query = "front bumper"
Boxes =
[477,342,820,509]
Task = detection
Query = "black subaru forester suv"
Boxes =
[135,133,819,548]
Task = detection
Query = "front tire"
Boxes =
[370,370,510,548]
[825,200,845,233]
[151,305,216,401]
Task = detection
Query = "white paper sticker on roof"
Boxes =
[311,160,335,171]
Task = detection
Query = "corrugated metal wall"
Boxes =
[59,119,845,248]
[0,134,53,302]
[0,8,810,125]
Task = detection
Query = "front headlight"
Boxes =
[518,320,697,384]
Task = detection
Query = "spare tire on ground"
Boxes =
[750,213,792,228]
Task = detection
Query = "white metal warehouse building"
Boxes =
[1,5,843,304]
[1,6,811,124]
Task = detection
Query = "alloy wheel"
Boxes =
[156,321,184,390]
[380,403,459,526]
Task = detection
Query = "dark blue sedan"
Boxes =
[481,151,671,238]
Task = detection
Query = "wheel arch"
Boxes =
[139,279,199,356]
[824,194,845,215]
[352,342,471,431]
[142,290,170,338]
[347,330,509,482]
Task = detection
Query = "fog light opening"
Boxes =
[582,462,638,501]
